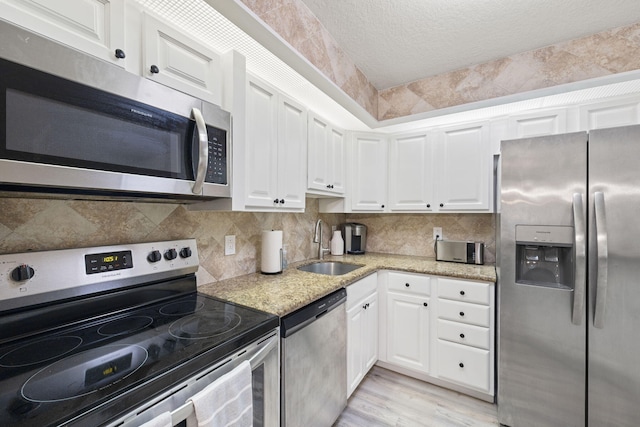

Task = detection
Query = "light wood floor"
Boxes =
[333,366,498,427]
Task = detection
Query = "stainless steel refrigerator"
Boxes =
[497,124,640,427]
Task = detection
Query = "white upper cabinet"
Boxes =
[435,122,491,211]
[350,133,388,211]
[142,13,222,105]
[507,108,567,138]
[388,130,435,211]
[245,76,306,210]
[307,112,346,195]
[0,0,126,66]
[578,97,640,130]
[276,96,308,209]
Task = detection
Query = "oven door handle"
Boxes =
[191,107,208,194]
[169,333,278,425]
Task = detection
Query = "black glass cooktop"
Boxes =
[0,290,278,426]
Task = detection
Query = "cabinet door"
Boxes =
[0,0,126,66]
[245,78,279,208]
[143,13,222,105]
[351,133,387,211]
[436,122,490,211]
[388,131,435,211]
[363,292,378,372]
[579,97,640,130]
[507,108,567,138]
[386,292,430,373]
[346,303,364,397]
[277,96,306,209]
[307,114,330,192]
[328,127,346,194]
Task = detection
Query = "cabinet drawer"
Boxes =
[437,340,490,392]
[437,278,491,305]
[438,299,490,327]
[346,274,377,310]
[388,272,431,296]
[437,319,490,350]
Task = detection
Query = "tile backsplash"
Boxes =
[346,213,496,264]
[0,197,496,285]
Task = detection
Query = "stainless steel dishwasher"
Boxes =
[281,288,347,427]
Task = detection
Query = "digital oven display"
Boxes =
[84,353,133,387]
[85,250,133,274]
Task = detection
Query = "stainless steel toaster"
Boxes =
[435,240,485,264]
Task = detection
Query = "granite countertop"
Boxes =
[198,252,496,317]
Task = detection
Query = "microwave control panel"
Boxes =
[206,126,227,185]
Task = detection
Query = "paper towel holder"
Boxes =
[261,230,284,274]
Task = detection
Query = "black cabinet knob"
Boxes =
[11,265,34,281]
[179,247,192,258]
[363,304,367,310]
[147,250,162,263]
[427,204,431,208]
[279,199,285,204]
[114,48,126,59]
[164,248,177,261]
[460,290,465,296]
[405,283,410,287]
[459,311,465,317]
[381,204,385,208]
[273,199,279,204]
[330,184,334,189]
[440,203,444,207]
[423,302,428,307]
[460,333,465,339]
[459,362,464,368]
[327,184,331,188]
[150,64,160,74]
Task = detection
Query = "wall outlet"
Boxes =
[224,235,236,255]
[433,227,443,241]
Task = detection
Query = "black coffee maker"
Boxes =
[339,223,367,254]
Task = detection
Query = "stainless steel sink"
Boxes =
[297,261,364,276]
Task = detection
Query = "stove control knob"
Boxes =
[164,248,177,261]
[11,265,35,282]
[147,250,162,263]
[179,247,192,258]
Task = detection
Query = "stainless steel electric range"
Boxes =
[0,239,280,426]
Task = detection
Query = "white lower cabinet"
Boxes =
[436,340,490,392]
[346,274,378,397]
[377,271,495,401]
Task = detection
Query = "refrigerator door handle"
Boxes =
[572,193,586,326]
[593,191,608,329]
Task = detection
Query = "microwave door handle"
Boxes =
[191,107,208,194]
[572,193,586,326]
[593,192,609,329]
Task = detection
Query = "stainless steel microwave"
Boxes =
[0,20,231,202]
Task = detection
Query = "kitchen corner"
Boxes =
[199,253,496,316]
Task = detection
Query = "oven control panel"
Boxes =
[0,239,199,311]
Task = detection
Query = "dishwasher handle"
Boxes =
[281,288,346,338]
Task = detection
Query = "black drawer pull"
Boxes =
[459,311,465,317]
[460,290,465,296]
[150,64,160,74]
[405,283,410,287]
[423,302,428,307]
[460,333,465,339]
[459,362,464,368]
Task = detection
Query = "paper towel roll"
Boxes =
[261,230,283,274]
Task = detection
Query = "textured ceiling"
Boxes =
[298,0,640,89]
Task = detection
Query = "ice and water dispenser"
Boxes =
[515,225,574,290]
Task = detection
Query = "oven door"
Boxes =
[108,330,280,427]
[0,56,229,200]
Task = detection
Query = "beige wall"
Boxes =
[240,0,640,121]
[0,197,496,283]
